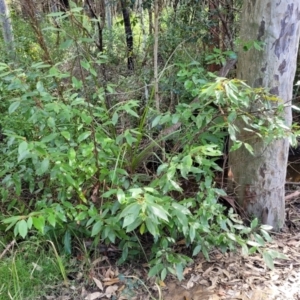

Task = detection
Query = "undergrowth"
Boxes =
[0,1,293,282]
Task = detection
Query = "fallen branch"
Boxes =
[285,190,300,201]
[0,239,16,260]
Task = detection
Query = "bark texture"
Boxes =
[229,1,300,230]
[0,0,15,56]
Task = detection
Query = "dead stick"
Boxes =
[285,190,300,201]
[0,239,16,260]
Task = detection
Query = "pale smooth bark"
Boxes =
[0,0,15,56]
[229,1,300,230]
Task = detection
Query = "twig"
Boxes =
[0,239,16,260]
[285,190,300,201]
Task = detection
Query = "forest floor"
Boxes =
[36,186,300,300]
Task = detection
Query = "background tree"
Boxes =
[0,0,15,57]
[229,1,300,230]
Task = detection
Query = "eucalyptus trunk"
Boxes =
[0,0,15,57]
[229,1,300,230]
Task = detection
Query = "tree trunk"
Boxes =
[120,0,134,71]
[0,0,15,57]
[229,1,300,230]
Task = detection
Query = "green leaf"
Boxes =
[68,148,76,162]
[38,158,50,175]
[161,268,167,281]
[47,117,55,128]
[60,39,74,50]
[32,216,45,234]
[149,204,169,222]
[18,141,29,162]
[192,245,201,256]
[254,233,265,246]
[259,229,272,242]
[119,203,141,219]
[151,115,161,128]
[241,244,249,256]
[244,142,254,154]
[9,101,21,114]
[175,263,184,281]
[189,225,195,243]
[2,216,21,225]
[263,251,274,270]
[260,224,273,231]
[36,81,44,93]
[112,112,118,125]
[80,60,91,71]
[61,131,71,141]
[117,189,125,203]
[77,131,91,143]
[227,111,237,123]
[230,141,242,152]
[125,218,142,232]
[27,217,33,229]
[247,241,261,247]
[123,214,136,227]
[47,213,56,227]
[250,218,258,229]
[227,233,236,241]
[91,220,102,236]
[148,264,164,277]
[41,133,59,143]
[63,230,72,254]
[145,218,158,237]
[18,220,28,238]
[228,124,236,141]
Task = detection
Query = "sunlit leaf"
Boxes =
[18,220,28,238]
